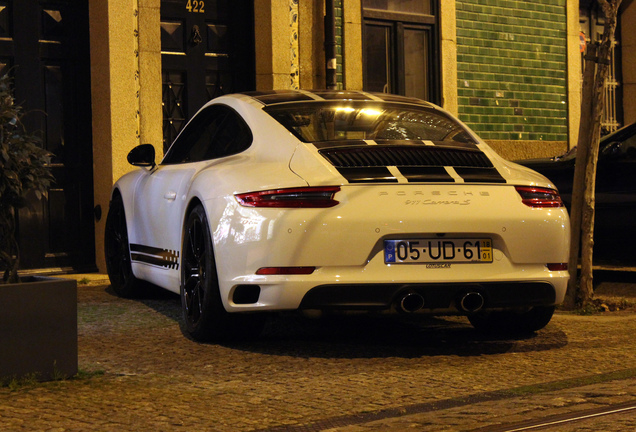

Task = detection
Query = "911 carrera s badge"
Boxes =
[406,199,471,206]
[378,190,491,197]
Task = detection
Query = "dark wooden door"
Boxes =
[0,1,94,271]
[161,0,255,151]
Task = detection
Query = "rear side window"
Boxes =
[162,105,253,164]
[264,102,476,144]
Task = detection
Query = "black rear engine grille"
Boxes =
[319,145,493,168]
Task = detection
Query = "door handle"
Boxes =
[164,191,177,201]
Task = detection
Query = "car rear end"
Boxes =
[225,180,568,314]
[218,92,570,319]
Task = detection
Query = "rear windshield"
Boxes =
[264,102,477,144]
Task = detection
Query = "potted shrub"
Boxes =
[0,73,77,382]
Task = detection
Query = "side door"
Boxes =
[129,105,234,289]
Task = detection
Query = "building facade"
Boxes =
[6,0,635,273]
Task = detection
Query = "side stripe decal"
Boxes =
[130,244,180,270]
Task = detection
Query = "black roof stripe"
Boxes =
[243,91,315,105]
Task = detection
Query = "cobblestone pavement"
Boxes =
[1,273,635,431]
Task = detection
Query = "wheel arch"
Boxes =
[182,197,206,241]
[179,196,208,281]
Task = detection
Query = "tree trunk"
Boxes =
[579,1,619,302]
[567,0,621,308]
[565,44,597,308]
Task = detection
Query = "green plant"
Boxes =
[0,73,53,283]
[574,303,602,316]
[1,373,40,390]
[75,368,106,380]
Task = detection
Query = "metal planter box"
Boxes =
[0,276,77,381]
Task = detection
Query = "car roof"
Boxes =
[236,89,437,108]
[601,122,636,144]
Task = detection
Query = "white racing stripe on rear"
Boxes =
[359,91,385,101]
[444,167,465,183]
[387,166,409,183]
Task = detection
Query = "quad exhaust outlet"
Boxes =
[398,292,425,313]
[397,291,486,314]
[459,291,485,313]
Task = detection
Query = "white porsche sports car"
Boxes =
[105,90,570,341]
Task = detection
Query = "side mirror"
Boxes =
[127,144,156,168]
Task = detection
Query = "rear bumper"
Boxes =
[298,281,556,313]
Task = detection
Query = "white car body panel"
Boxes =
[202,183,569,311]
[110,90,570,317]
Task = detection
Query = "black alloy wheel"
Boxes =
[181,205,216,338]
[181,204,266,342]
[104,193,142,297]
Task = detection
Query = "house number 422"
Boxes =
[186,0,205,13]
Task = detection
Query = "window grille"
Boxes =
[580,5,622,134]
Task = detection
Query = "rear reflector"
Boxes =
[515,186,563,208]
[547,263,568,271]
[236,187,340,208]
[256,267,316,275]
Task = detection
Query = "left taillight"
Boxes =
[515,186,563,208]
[235,186,341,208]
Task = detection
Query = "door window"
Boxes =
[363,1,438,104]
[404,27,430,101]
[364,23,392,94]
[162,105,252,164]
[363,0,431,14]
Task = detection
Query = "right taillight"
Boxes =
[515,186,563,208]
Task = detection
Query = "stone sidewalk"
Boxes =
[0,272,635,431]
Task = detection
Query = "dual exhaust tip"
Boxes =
[398,291,485,314]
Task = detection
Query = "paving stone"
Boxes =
[0,282,635,431]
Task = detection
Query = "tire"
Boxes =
[104,193,144,298]
[468,306,555,335]
[181,205,265,342]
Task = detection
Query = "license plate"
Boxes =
[384,238,493,264]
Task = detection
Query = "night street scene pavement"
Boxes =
[1,271,636,431]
